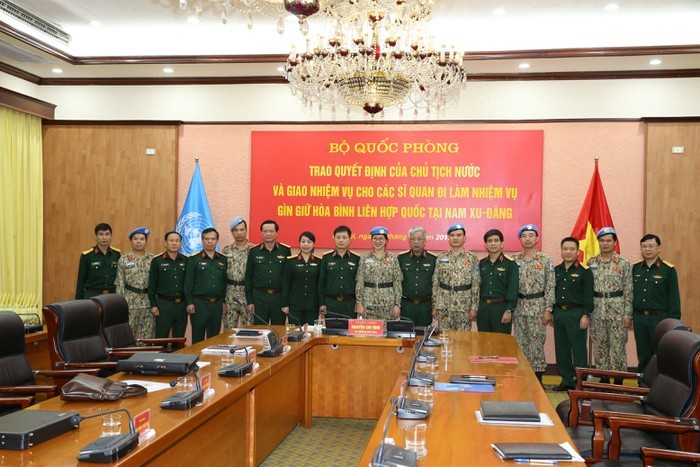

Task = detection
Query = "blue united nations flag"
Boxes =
[175,161,216,255]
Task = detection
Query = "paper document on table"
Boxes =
[120,380,171,393]
[476,411,554,426]
[469,356,518,364]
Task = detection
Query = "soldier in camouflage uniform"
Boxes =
[115,227,155,339]
[75,223,120,299]
[513,224,555,384]
[356,226,403,320]
[588,227,633,377]
[221,216,254,330]
[431,223,480,331]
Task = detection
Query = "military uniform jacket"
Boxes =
[185,251,229,305]
[554,260,594,316]
[75,245,121,299]
[115,251,154,310]
[244,243,292,303]
[148,252,187,307]
[432,248,480,312]
[587,253,633,319]
[632,258,681,318]
[479,253,519,311]
[398,250,436,300]
[317,250,360,302]
[356,251,403,308]
[282,254,321,310]
[514,251,555,317]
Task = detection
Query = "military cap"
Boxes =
[596,226,617,239]
[370,226,389,237]
[517,224,538,237]
[230,216,246,230]
[128,227,150,239]
[447,223,465,234]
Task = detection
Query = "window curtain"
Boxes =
[0,106,43,319]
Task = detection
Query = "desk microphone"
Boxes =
[219,348,253,377]
[284,313,305,342]
[387,315,415,338]
[160,369,203,410]
[371,399,417,467]
[73,409,139,463]
[250,311,284,357]
[422,309,446,348]
[321,309,356,320]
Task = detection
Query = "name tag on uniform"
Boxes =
[310,263,318,267]
[440,258,449,263]
[365,258,374,263]
[91,262,101,266]
[227,253,233,258]
[589,264,598,269]
[126,262,135,268]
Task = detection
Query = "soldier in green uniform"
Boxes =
[282,231,321,326]
[432,223,480,331]
[513,224,555,385]
[356,226,403,321]
[318,226,360,319]
[76,223,121,299]
[185,228,229,344]
[221,216,255,330]
[588,227,633,378]
[398,227,436,327]
[476,229,519,334]
[148,231,188,338]
[632,234,681,372]
[553,237,594,391]
[245,220,291,325]
[115,227,155,339]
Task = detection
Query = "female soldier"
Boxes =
[281,231,321,325]
[356,226,403,320]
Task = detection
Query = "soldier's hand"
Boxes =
[543,310,554,327]
[501,310,512,324]
[622,316,632,329]
[281,306,290,315]
[469,309,477,321]
[222,304,227,315]
[186,304,195,314]
[150,306,159,317]
[580,315,590,330]
[391,305,401,319]
[319,305,327,315]
[247,304,255,314]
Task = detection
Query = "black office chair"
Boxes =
[557,318,692,425]
[42,300,153,376]
[566,330,700,462]
[91,294,185,351]
[0,311,97,414]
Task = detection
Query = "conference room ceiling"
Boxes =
[1,0,699,82]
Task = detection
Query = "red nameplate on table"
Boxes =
[134,409,151,437]
[201,373,211,392]
[348,319,385,337]
[469,356,518,364]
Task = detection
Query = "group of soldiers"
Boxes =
[76,220,680,390]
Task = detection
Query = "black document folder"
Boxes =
[492,442,572,460]
[117,352,199,375]
[450,374,496,385]
[0,410,78,450]
[480,401,540,422]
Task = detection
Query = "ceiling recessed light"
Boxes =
[89,20,102,27]
[604,3,619,11]
[492,8,506,16]
[518,63,530,70]
[163,67,174,73]
[649,59,662,66]
[51,68,63,74]
[186,16,200,24]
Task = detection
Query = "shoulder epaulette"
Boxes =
[322,250,334,256]
[580,262,589,269]
[189,252,200,258]
[111,247,121,253]
[154,251,166,257]
[82,248,93,255]
[503,254,514,261]
[287,254,297,259]
[663,260,675,268]
[397,249,410,255]
[425,250,437,257]
[279,242,291,248]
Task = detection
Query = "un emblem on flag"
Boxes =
[175,212,211,255]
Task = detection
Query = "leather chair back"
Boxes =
[43,300,109,368]
[640,318,692,388]
[0,311,35,388]
[92,294,136,348]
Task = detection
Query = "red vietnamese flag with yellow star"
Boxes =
[571,160,620,263]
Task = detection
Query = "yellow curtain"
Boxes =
[0,106,43,321]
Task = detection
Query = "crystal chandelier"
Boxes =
[283,1,466,115]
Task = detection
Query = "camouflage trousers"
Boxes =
[514,315,546,372]
[224,285,252,330]
[129,307,155,340]
[365,305,393,321]
[591,317,628,371]
[439,309,472,332]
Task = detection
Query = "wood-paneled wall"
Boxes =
[646,122,700,331]
[42,124,179,305]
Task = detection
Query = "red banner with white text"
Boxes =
[250,130,543,251]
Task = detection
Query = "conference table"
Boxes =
[0,329,582,466]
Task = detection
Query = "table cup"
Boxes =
[440,338,453,357]
[101,413,122,437]
[313,319,323,336]
[221,352,236,366]
[177,375,195,392]
[403,423,427,457]
[416,385,434,405]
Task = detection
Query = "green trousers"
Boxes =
[190,298,223,344]
[476,301,512,334]
[154,298,187,338]
[252,290,285,325]
[553,306,588,388]
[400,299,433,327]
[289,307,318,326]
[633,312,669,373]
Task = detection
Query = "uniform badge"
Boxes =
[653,275,663,279]
[217,262,224,266]
[91,262,101,266]
[366,258,374,263]
[497,267,506,272]
[534,265,543,270]
[613,267,622,272]
[589,264,598,269]
[571,273,580,277]
[277,255,285,259]
[126,262,135,268]
[227,253,233,258]
[440,258,449,263]
[328,262,336,266]
[311,263,318,267]
[348,262,356,266]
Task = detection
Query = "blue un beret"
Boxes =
[517,224,538,237]
[230,216,245,230]
[447,223,465,234]
[596,227,616,239]
[128,227,150,239]
[370,226,388,236]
